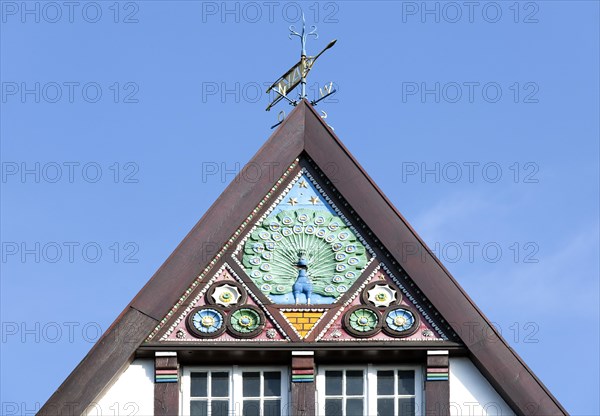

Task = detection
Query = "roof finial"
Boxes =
[288,13,318,100]
[266,15,338,121]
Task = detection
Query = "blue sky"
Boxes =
[1,1,598,415]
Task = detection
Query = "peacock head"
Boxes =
[296,251,308,269]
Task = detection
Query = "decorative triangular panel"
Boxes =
[159,263,289,342]
[233,169,376,305]
[280,310,326,339]
[315,264,447,342]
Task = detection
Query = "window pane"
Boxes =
[398,397,415,416]
[346,398,364,416]
[243,400,260,416]
[212,372,229,397]
[264,399,281,416]
[325,371,343,395]
[397,370,415,395]
[377,370,394,395]
[377,398,394,415]
[325,398,343,416]
[190,400,207,416]
[243,372,261,397]
[211,400,229,416]
[190,372,208,397]
[264,371,281,396]
[346,370,364,396]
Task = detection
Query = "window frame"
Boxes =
[181,365,290,416]
[315,364,424,416]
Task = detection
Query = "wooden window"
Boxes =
[181,366,289,416]
[316,365,423,416]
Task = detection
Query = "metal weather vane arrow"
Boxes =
[266,13,337,113]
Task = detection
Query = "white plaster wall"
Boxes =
[84,359,154,416]
[449,357,515,416]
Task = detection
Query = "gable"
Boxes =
[40,100,567,416]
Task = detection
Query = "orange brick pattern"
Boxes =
[282,311,324,338]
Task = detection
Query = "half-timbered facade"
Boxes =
[40,100,567,416]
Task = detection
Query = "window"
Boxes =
[322,369,366,416]
[316,365,422,416]
[374,370,417,415]
[182,367,289,416]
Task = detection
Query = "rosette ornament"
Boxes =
[383,307,419,337]
[186,307,226,338]
[365,283,398,308]
[343,305,382,338]
[209,283,243,307]
[227,306,265,338]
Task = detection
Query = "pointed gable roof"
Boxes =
[40,100,567,415]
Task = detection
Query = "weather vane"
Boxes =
[266,13,337,128]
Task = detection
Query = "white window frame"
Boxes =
[181,366,290,416]
[315,364,424,416]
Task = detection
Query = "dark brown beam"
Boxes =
[154,352,179,416]
[425,350,450,416]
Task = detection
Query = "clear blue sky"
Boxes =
[1,1,598,414]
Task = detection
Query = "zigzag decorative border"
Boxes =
[381,263,448,340]
[145,160,299,342]
[160,262,290,342]
[159,263,223,341]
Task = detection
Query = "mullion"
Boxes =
[394,370,398,414]
[260,370,264,416]
[343,370,347,416]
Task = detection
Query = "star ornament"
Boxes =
[309,196,320,205]
[211,284,242,307]
[367,284,397,307]
[298,180,308,188]
[288,197,298,206]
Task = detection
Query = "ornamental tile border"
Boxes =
[380,263,449,340]
[145,160,299,342]
[159,264,223,341]
[160,262,290,342]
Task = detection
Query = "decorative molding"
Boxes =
[291,353,315,383]
[159,263,227,341]
[381,263,448,340]
[426,350,449,381]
